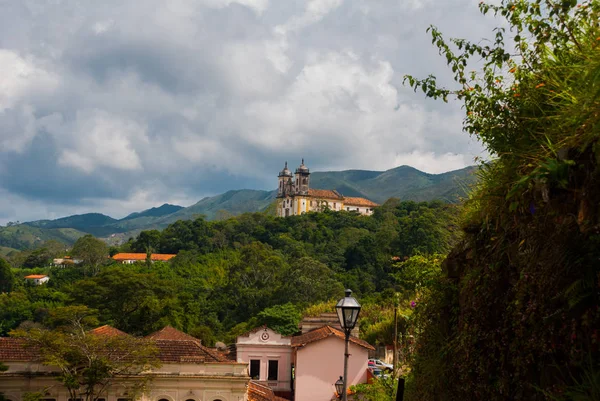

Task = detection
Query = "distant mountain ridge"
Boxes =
[1,165,477,250]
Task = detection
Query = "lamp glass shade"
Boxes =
[336,289,361,331]
[335,376,344,396]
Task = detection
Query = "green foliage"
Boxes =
[0,257,14,293]
[257,303,302,336]
[71,235,108,276]
[404,0,600,400]
[351,376,398,401]
[12,311,160,401]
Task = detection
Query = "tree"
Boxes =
[257,303,302,336]
[0,257,14,293]
[71,235,108,276]
[69,267,180,335]
[12,307,160,401]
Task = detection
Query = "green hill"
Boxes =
[4,165,477,249]
[0,225,86,250]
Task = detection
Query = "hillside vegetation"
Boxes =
[1,201,457,345]
[404,1,600,400]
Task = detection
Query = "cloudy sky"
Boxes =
[0,0,499,223]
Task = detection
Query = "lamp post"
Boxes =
[335,376,344,399]
[336,289,361,401]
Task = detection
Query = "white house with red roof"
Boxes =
[23,274,49,285]
[276,160,378,217]
[112,253,177,264]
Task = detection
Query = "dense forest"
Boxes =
[0,200,458,347]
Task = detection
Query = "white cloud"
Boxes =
[57,110,147,173]
[0,0,500,222]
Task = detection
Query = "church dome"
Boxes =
[295,158,309,174]
[278,161,293,177]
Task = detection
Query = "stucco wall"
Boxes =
[294,336,369,401]
[0,362,248,401]
[236,329,292,393]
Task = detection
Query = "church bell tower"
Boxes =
[295,159,310,195]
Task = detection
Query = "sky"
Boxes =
[0,0,500,224]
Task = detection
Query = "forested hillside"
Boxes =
[0,165,475,251]
[0,200,457,345]
[402,1,600,400]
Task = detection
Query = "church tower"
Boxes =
[295,159,310,195]
[277,161,293,197]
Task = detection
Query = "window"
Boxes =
[310,201,313,206]
[250,359,260,379]
[334,202,337,208]
[268,360,279,380]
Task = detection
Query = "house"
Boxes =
[0,325,248,401]
[291,326,374,401]
[235,326,293,399]
[23,274,49,285]
[276,160,378,217]
[234,324,373,401]
[112,253,177,264]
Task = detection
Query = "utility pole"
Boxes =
[393,301,398,376]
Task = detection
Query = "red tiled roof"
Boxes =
[24,275,47,279]
[146,326,226,363]
[146,326,201,342]
[307,189,344,200]
[344,197,379,207]
[0,338,38,361]
[88,325,129,337]
[112,253,176,261]
[248,381,291,401]
[291,325,374,351]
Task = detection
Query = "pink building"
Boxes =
[236,326,293,399]
[291,326,374,401]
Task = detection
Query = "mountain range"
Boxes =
[0,165,477,251]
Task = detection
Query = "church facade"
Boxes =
[276,160,378,217]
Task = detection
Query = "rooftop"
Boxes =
[24,274,47,279]
[112,253,176,261]
[291,325,374,351]
[307,188,344,200]
[344,197,379,207]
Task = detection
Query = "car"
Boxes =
[369,358,393,371]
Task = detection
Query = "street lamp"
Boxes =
[335,376,344,399]
[336,289,361,401]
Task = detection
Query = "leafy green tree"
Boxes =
[280,256,344,304]
[257,303,302,336]
[22,248,52,268]
[0,257,14,293]
[71,235,108,276]
[12,308,160,401]
[69,267,180,335]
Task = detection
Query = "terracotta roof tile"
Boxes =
[112,253,176,261]
[344,197,379,207]
[24,275,47,279]
[88,325,129,337]
[146,326,226,363]
[291,325,374,351]
[248,381,290,401]
[146,326,201,342]
[0,338,38,361]
[307,189,344,200]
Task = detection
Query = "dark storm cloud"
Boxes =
[0,0,499,224]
